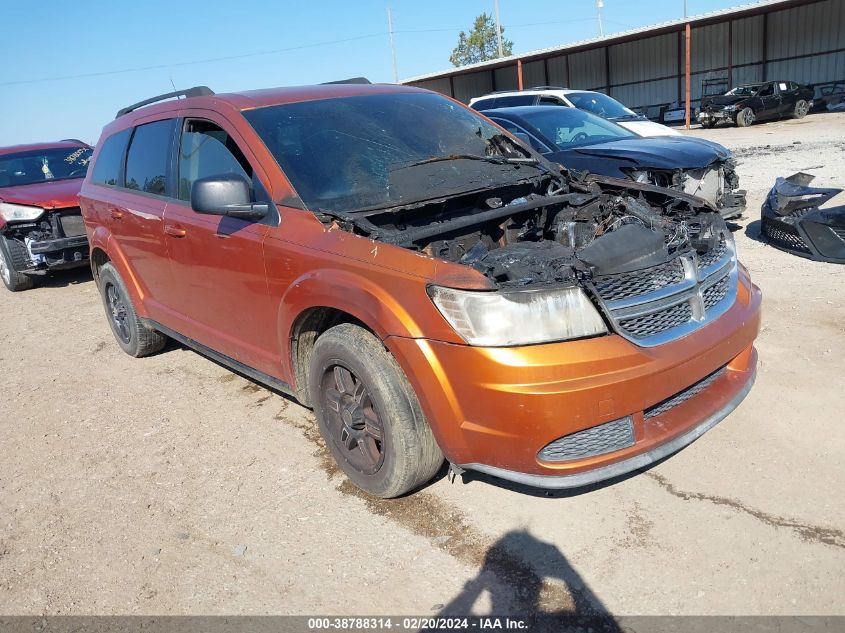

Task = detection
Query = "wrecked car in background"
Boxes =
[0,141,93,291]
[698,81,814,128]
[485,106,746,219]
[762,173,845,263]
[80,83,761,498]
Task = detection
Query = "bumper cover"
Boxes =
[761,172,845,263]
[386,268,761,488]
[27,235,89,270]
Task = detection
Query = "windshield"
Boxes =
[506,108,636,150]
[565,92,639,120]
[726,85,761,97]
[243,92,537,213]
[0,146,92,188]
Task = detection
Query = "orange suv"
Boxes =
[79,83,761,498]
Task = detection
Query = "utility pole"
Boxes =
[596,0,604,37]
[493,0,504,57]
[387,6,398,83]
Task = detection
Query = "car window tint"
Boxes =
[125,119,175,196]
[472,98,495,111]
[494,95,535,107]
[178,120,252,201]
[759,84,775,96]
[538,96,564,105]
[91,129,131,186]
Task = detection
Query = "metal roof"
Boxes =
[401,0,814,84]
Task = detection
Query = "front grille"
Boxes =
[702,275,730,310]
[593,234,737,346]
[593,259,684,302]
[761,217,810,253]
[538,416,634,462]
[58,209,86,237]
[619,302,693,339]
[645,366,727,420]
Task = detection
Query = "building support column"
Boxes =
[517,60,524,89]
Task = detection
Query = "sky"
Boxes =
[1,0,749,146]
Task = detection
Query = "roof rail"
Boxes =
[321,77,371,85]
[115,86,214,119]
[59,138,89,145]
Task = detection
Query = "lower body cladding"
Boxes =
[386,267,761,489]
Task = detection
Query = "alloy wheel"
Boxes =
[320,364,385,475]
[797,101,809,117]
[105,282,131,343]
[742,110,755,126]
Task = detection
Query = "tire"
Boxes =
[0,235,35,292]
[701,119,716,129]
[97,262,166,357]
[736,107,755,127]
[793,99,809,119]
[308,323,444,498]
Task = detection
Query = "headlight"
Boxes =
[0,202,44,222]
[723,104,740,111]
[429,285,607,347]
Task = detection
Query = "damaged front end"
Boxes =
[761,172,845,264]
[629,158,746,220]
[321,171,738,347]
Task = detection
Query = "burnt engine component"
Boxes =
[761,172,845,264]
[578,224,667,275]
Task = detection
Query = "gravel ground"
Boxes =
[1,112,843,617]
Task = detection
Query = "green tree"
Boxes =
[449,13,513,67]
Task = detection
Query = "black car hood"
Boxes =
[571,136,730,170]
[702,94,748,107]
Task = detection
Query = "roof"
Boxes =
[401,0,809,83]
[470,88,590,103]
[0,141,90,157]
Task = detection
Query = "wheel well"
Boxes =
[90,248,110,280]
[290,307,370,406]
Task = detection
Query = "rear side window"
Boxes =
[471,98,495,111]
[125,119,175,196]
[494,95,535,107]
[177,120,252,201]
[538,96,565,105]
[91,129,131,186]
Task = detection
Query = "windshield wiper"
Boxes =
[396,154,538,170]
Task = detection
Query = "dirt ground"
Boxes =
[1,112,843,617]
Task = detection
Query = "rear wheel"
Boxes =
[97,262,166,357]
[793,99,809,119]
[308,323,443,498]
[736,107,755,127]
[0,236,35,292]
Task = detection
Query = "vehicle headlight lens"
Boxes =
[0,202,44,222]
[724,104,739,111]
[429,285,607,346]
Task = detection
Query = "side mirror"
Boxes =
[191,174,269,220]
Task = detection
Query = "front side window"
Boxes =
[91,129,131,186]
[244,92,536,213]
[758,84,775,97]
[178,120,252,201]
[0,146,92,188]
[493,95,535,108]
[125,119,175,196]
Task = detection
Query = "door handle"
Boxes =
[164,224,187,238]
[109,208,124,220]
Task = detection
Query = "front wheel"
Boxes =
[97,262,166,357]
[736,107,755,127]
[701,119,716,129]
[793,99,809,119]
[308,323,443,498]
[0,236,35,292]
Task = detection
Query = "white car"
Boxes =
[469,88,681,137]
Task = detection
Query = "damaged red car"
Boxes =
[0,141,93,291]
[79,83,761,498]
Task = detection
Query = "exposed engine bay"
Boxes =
[318,169,730,288]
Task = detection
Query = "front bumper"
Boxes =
[698,110,735,123]
[386,267,761,489]
[28,235,89,269]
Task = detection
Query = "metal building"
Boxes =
[402,0,845,119]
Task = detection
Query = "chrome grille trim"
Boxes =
[592,233,738,347]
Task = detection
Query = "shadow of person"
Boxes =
[436,530,621,631]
